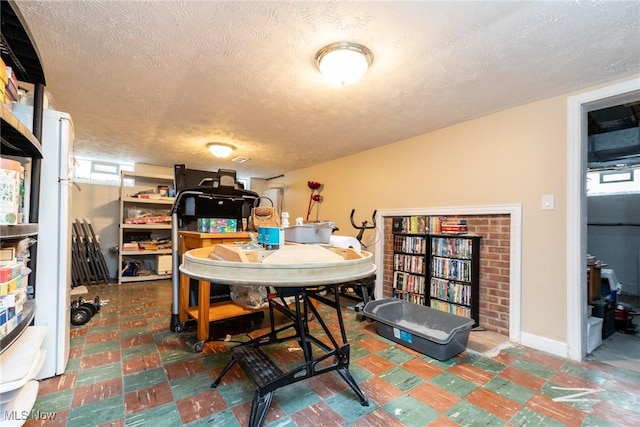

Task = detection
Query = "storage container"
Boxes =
[156,255,172,275]
[0,158,22,225]
[283,222,333,244]
[587,316,603,353]
[363,298,474,360]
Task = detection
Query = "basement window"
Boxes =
[586,165,640,196]
[74,159,134,185]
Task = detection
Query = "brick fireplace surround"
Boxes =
[381,214,511,336]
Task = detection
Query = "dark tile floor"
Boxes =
[25,280,640,426]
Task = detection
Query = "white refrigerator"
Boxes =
[12,104,74,379]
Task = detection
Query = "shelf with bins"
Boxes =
[1,104,42,158]
[118,171,175,284]
[1,0,48,418]
[428,234,481,326]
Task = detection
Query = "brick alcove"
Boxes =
[381,214,511,336]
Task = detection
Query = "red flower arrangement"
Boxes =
[306,181,322,221]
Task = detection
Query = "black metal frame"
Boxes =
[211,284,368,427]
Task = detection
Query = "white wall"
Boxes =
[71,183,120,279]
[588,193,640,296]
[71,164,174,279]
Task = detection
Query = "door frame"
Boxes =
[566,77,640,360]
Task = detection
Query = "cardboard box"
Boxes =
[0,261,22,282]
[0,309,7,338]
[6,309,19,335]
[5,66,19,100]
[156,255,172,275]
[0,247,16,261]
[0,286,26,309]
[0,276,19,296]
[197,218,237,233]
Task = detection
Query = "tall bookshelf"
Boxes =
[390,216,481,327]
[391,216,427,305]
[429,234,481,327]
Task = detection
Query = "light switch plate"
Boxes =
[542,194,555,210]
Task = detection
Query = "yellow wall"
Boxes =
[282,91,571,343]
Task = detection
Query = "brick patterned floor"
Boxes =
[23,280,640,426]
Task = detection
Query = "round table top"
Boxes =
[179,245,376,287]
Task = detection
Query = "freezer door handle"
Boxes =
[59,177,82,191]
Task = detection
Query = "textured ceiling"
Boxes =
[13,1,640,179]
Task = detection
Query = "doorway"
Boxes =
[585,102,640,372]
[567,77,640,361]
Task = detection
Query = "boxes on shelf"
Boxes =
[363,298,474,361]
[0,58,7,106]
[156,255,172,275]
[0,158,24,225]
[4,65,19,101]
[0,276,20,296]
[0,261,22,282]
[7,308,22,335]
[124,206,171,224]
[0,247,16,262]
[0,309,6,338]
[0,305,23,338]
[0,286,27,309]
[197,218,237,233]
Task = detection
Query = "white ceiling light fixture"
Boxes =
[207,142,235,158]
[315,42,374,86]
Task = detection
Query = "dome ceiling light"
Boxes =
[207,142,235,158]
[315,42,373,86]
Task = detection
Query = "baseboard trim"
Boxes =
[520,331,568,358]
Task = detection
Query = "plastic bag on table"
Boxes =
[230,285,269,309]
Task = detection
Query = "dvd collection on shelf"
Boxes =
[391,215,480,326]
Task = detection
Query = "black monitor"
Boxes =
[174,164,218,192]
[172,164,258,231]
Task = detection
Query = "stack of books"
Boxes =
[439,219,468,235]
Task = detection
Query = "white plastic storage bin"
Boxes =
[283,222,333,244]
[156,255,172,275]
[587,316,603,353]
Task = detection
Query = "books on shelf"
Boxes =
[394,271,426,294]
[392,289,425,305]
[393,254,426,275]
[429,299,471,318]
[431,236,474,259]
[429,277,472,305]
[392,216,428,234]
[390,216,479,324]
[439,219,468,235]
[393,234,426,254]
[393,215,469,235]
